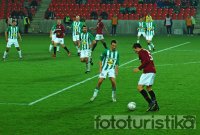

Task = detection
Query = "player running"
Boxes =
[90,40,119,102]
[146,18,155,51]
[68,16,83,56]
[132,43,159,112]
[3,20,22,61]
[137,17,146,43]
[90,16,108,51]
[49,24,60,52]
[78,25,96,73]
[52,19,71,57]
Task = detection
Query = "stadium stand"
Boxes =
[0,0,41,20]
[45,0,198,20]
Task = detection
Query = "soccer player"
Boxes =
[49,24,60,52]
[91,16,108,51]
[3,20,22,60]
[132,43,159,111]
[78,25,96,73]
[137,17,146,43]
[146,18,155,51]
[52,19,71,57]
[90,40,119,102]
[68,16,83,56]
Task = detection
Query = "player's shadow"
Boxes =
[40,101,113,122]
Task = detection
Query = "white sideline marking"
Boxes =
[27,42,190,106]
[0,102,28,106]
[122,61,200,69]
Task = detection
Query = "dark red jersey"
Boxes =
[96,21,104,34]
[138,49,156,73]
[55,24,65,38]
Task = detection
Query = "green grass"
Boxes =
[0,34,199,134]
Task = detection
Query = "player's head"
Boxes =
[133,43,142,53]
[139,17,143,21]
[82,25,87,33]
[57,19,61,25]
[12,20,17,26]
[76,16,80,21]
[98,16,102,21]
[166,14,169,18]
[110,40,117,51]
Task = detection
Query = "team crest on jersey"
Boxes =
[107,58,114,66]
[82,39,87,45]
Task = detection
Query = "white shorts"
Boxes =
[73,35,80,42]
[138,73,155,86]
[80,49,91,58]
[95,34,104,40]
[146,35,153,41]
[51,34,56,42]
[54,38,64,44]
[7,39,19,48]
[99,69,115,79]
[138,32,146,37]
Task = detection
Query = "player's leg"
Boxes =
[14,40,22,59]
[16,47,22,59]
[3,40,12,60]
[109,77,117,102]
[146,86,159,111]
[85,57,90,73]
[137,32,141,43]
[53,41,57,57]
[114,25,117,36]
[92,40,98,51]
[61,44,71,56]
[150,38,155,51]
[60,38,70,56]
[90,77,105,101]
[88,49,93,66]
[108,69,117,102]
[49,41,54,52]
[76,39,81,55]
[56,43,60,52]
[100,39,107,49]
[3,47,10,60]
[137,73,156,111]
[147,39,152,51]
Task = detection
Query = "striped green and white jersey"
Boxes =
[146,21,155,36]
[138,21,146,32]
[6,26,19,39]
[101,49,119,70]
[80,32,94,50]
[51,24,57,36]
[72,21,83,36]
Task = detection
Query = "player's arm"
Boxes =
[5,28,9,42]
[50,30,52,38]
[77,34,81,48]
[89,33,96,49]
[18,32,22,41]
[103,24,109,34]
[61,25,65,36]
[115,53,119,76]
[99,50,107,73]
[138,52,151,70]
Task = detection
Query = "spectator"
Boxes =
[30,0,38,9]
[146,13,152,22]
[164,14,173,36]
[111,14,118,36]
[24,16,30,33]
[63,15,72,33]
[191,16,196,35]
[185,15,192,35]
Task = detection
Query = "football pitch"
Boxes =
[0,34,199,134]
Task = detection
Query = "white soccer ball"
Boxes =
[127,102,136,111]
